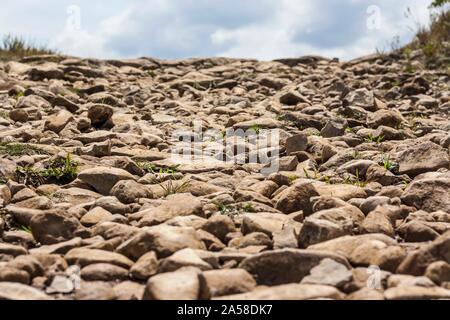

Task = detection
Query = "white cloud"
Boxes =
[1,0,435,61]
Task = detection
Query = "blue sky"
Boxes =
[0,0,437,61]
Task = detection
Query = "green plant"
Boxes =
[158,178,190,196]
[149,164,189,196]
[138,162,181,175]
[137,161,157,173]
[249,124,263,134]
[42,154,78,183]
[380,154,397,172]
[365,134,384,144]
[243,203,254,212]
[344,169,367,187]
[0,110,9,119]
[0,143,49,156]
[430,0,449,8]
[15,91,24,99]
[15,154,78,187]
[303,168,311,179]
[345,127,355,134]
[20,225,32,234]
[352,150,360,160]
[15,166,46,187]
[288,175,299,184]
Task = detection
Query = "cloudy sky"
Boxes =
[0,0,438,61]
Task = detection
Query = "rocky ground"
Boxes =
[0,51,449,300]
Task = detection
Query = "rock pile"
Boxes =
[0,52,449,300]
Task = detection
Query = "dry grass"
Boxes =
[403,8,450,67]
[0,34,56,61]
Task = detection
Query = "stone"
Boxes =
[320,120,346,137]
[158,248,212,272]
[279,90,310,105]
[138,193,204,226]
[110,180,152,204]
[397,142,450,176]
[308,234,405,272]
[44,110,73,133]
[204,269,257,297]
[344,88,375,111]
[130,251,158,280]
[397,220,440,242]
[81,263,129,281]
[285,133,308,155]
[346,288,384,300]
[0,282,51,300]
[397,232,450,276]
[360,208,395,238]
[384,286,450,300]
[142,267,210,300]
[239,248,350,286]
[0,243,28,257]
[65,248,134,269]
[80,207,113,227]
[0,267,30,284]
[401,176,450,212]
[9,109,29,122]
[78,166,134,195]
[424,261,450,285]
[30,210,84,245]
[116,225,206,260]
[215,283,344,300]
[200,215,235,243]
[74,281,116,300]
[113,281,145,300]
[275,181,319,214]
[367,109,404,128]
[241,212,290,237]
[88,104,113,127]
[301,258,353,288]
[298,218,348,248]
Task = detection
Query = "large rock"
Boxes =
[300,258,353,288]
[401,175,450,212]
[110,180,152,204]
[142,267,210,300]
[88,104,113,127]
[158,248,212,272]
[298,217,349,248]
[0,283,51,300]
[138,193,204,226]
[239,248,350,285]
[204,269,257,297]
[275,181,319,214]
[308,234,405,272]
[397,231,450,276]
[241,212,291,237]
[285,133,308,155]
[65,248,134,269]
[30,210,84,245]
[397,141,449,176]
[116,225,206,260]
[78,166,134,195]
[215,283,344,300]
[44,110,73,133]
[384,286,450,300]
